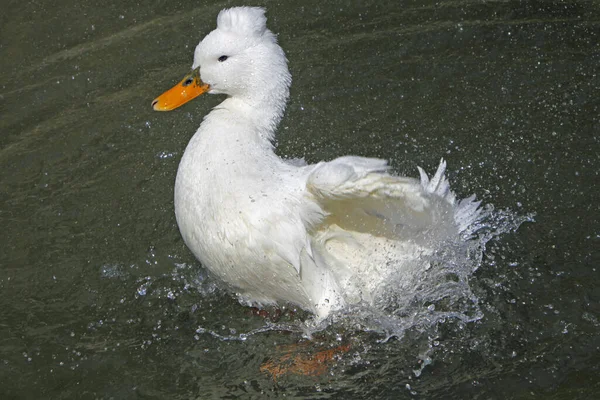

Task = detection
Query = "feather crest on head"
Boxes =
[217,7,267,37]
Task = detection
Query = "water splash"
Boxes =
[189,205,533,343]
[327,205,533,340]
[102,203,532,356]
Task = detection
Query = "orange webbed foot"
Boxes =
[260,341,352,381]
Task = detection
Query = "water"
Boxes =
[1,0,599,398]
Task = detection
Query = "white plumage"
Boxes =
[165,7,482,320]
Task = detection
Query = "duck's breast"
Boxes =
[174,143,322,308]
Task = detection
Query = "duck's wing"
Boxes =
[298,156,483,318]
[306,156,479,242]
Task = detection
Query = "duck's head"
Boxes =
[152,7,291,111]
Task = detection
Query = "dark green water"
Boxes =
[1,0,599,398]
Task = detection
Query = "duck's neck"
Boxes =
[195,82,290,154]
[225,95,284,141]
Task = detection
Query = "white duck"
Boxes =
[152,7,481,320]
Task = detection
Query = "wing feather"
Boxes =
[306,156,455,241]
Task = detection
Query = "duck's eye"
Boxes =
[218,55,229,62]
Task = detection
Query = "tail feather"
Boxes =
[418,158,454,203]
[417,158,482,235]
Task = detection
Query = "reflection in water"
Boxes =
[0,0,598,398]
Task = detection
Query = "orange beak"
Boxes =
[151,69,210,111]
